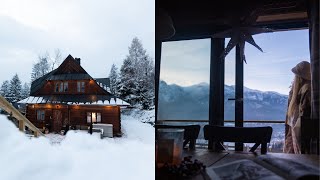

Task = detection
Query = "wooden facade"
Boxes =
[26,104,121,135]
[35,79,107,96]
[20,54,128,136]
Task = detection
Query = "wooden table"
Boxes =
[181,149,320,180]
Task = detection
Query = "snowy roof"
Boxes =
[18,96,130,106]
[95,78,112,93]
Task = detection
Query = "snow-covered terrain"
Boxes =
[122,108,155,125]
[0,112,155,180]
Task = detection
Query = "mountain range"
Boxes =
[158,81,288,121]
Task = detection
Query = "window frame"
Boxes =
[54,81,69,93]
[55,82,59,92]
[86,112,101,123]
[77,81,85,93]
[36,110,45,121]
[63,82,68,92]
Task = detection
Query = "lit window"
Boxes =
[37,110,45,121]
[87,112,101,123]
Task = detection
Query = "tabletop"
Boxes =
[180,149,320,180]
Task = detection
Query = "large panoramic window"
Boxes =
[224,47,236,124]
[158,39,211,121]
[242,30,309,152]
[158,39,211,145]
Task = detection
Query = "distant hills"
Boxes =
[158,81,288,121]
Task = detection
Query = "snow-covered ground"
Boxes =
[0,110,155,180]
[122,108,155,125]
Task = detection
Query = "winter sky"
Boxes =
[160,30,309,95]
[0,0,154,84]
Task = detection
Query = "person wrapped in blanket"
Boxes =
[284,61,311,154]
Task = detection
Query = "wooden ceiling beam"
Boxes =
[257,12,307,22]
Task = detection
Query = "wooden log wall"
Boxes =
[26,104,121,134]
[35,79,107,96]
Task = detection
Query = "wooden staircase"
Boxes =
[0,96,43,137]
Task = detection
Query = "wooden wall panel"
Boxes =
[35,79,108,96]
[26,104,121,134]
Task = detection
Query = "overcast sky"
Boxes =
[0,0,154,85]
[160,30,309,95]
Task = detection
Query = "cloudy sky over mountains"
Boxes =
[161,30,309,94]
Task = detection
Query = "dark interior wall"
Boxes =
[308,0,320,120]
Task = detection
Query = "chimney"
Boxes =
[75,58,81,65]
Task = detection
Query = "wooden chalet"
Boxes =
[18,55,129,136]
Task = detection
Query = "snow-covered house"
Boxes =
[18,55,129,136]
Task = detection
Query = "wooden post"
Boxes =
[209,38,225,126]
[155,40,162,124]
[209,38,225,150]
[33,131,38,137]
[18,120,24,131]
[235,45,244,151]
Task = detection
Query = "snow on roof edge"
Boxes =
[17,96,130,106]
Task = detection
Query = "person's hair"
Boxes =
[287,75,304,117]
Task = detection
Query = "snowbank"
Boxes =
[122,108,155,125]
[0,114,154,180]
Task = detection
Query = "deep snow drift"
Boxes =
[122,108,155,125]
[0,113,155,180]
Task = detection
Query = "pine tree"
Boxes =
[119,57,137,104]
[118,37,155,109]
[9,74,22,103]
[140,59,155,109]
[0,80,10,99]
[109,64,120,96]
[21,83,30,99]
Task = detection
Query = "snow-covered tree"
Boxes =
[118,37,155,109]
[21,83,30,99]
[31,49,63,82]
[0,80,10,99]
[119,56,137,103]
[51,48,62,70]
[31,53,50,81]
[109,64,120,96]
[8,74,22,103]
[139,59,155,110]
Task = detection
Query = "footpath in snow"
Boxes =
[0,109,155,180]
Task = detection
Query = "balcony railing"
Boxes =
[158,119,285,123]
[157,119,285,152]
